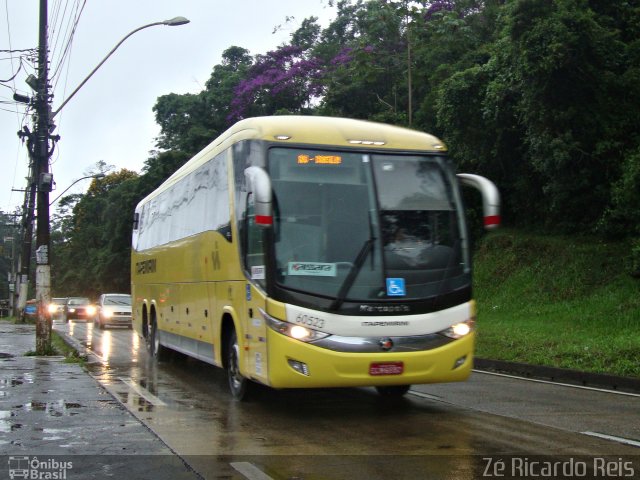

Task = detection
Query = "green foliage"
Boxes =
[474,230,640,377]
[50,0,640,304]
[154,46,253,154]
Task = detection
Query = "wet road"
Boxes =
[55,321,640,479]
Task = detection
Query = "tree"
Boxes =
[154,46,253,155]
[51,170,140,296]
[317,0,410,123]
[228,44,324,122]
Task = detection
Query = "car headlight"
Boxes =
[260,308,329,342]
[86,305,97,316]
[439,318,475,339]
[47,304,59,314]
[102,309,113,318]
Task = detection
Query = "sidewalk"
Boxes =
[0,320,200,479]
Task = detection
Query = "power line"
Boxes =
[0,106,32,114]
[50,0,87,90]
[49,0,72,74]
[0,48,38,53]
[3,0,17,93]
[0,57,23,82]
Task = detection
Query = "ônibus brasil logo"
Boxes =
[8,456,73,479]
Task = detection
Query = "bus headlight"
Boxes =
[261,308,330,343]
[440,318,475,339]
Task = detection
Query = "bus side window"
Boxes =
[245,193,266,286]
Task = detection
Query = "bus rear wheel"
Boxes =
[376,385,411,397]
[147,319,169,361]
[226,329,251,401]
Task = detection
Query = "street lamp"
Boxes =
[52,16,190,118]
[27,11,189,354]
[49,173,106,206]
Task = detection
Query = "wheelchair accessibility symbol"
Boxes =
[386,278,406,297]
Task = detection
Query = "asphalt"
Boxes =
[475,358,640,394]
[0,320,201,479]
[1,319,639,479]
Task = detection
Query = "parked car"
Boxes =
[94,293,132,329]
[64,297,96,322]
[23,299,37,321]
[47,297,68,321]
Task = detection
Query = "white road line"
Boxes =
[582,431,640,448]
[473,369,640,398]
[118,377,167,406]
[230,462,275,480]
[408,391,447,402]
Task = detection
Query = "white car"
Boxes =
[47,297,68,322]
[94,293,132,329]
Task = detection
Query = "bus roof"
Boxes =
[138,116,447,205]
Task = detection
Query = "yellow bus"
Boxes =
[131,116,500,399]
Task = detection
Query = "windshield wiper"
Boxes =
[330,211,376,311]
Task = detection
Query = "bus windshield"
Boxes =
[269,148,469,302]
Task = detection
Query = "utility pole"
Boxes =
[15,6,187,352]
[34,0,55,354]
[14,141,37,321]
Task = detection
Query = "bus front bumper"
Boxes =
[265,329,475,389]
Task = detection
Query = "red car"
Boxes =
[63,297,96,322]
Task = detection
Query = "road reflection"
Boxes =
[54,321,640,480]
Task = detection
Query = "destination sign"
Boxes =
[297,154,342,165]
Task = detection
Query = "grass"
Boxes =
[474,229,640,378]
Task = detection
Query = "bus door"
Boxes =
[243,193,269,385]
[245,283,268,384]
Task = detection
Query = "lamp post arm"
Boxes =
[49,174,105,206]
[52,20,177,118]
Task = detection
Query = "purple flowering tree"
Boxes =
[228,45,325,122]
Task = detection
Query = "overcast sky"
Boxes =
[0,0,335,214]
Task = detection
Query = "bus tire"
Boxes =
[226,328,251,401]
[376,385,411,397]
[147,318,169,361]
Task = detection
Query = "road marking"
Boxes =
[408,391,446,402]
[582,431,640,448]
[231,462,275,480]
[474,370,640,398]
[118,377,167,406]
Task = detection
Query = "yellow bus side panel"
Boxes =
[132,228,244,365]
[266,330,475,389]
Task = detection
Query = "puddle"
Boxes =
[0,374,34,387]
[0,378,23,387]
[12,400,86,415]
[115,391,155,412]
[43,427,71,440]
[0,411,18,433]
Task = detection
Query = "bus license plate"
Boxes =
[369,362,404,376]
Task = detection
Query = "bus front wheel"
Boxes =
[226,329,251,401]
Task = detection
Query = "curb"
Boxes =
[475,358,640,394]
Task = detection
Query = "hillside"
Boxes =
[473,230,640,378]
